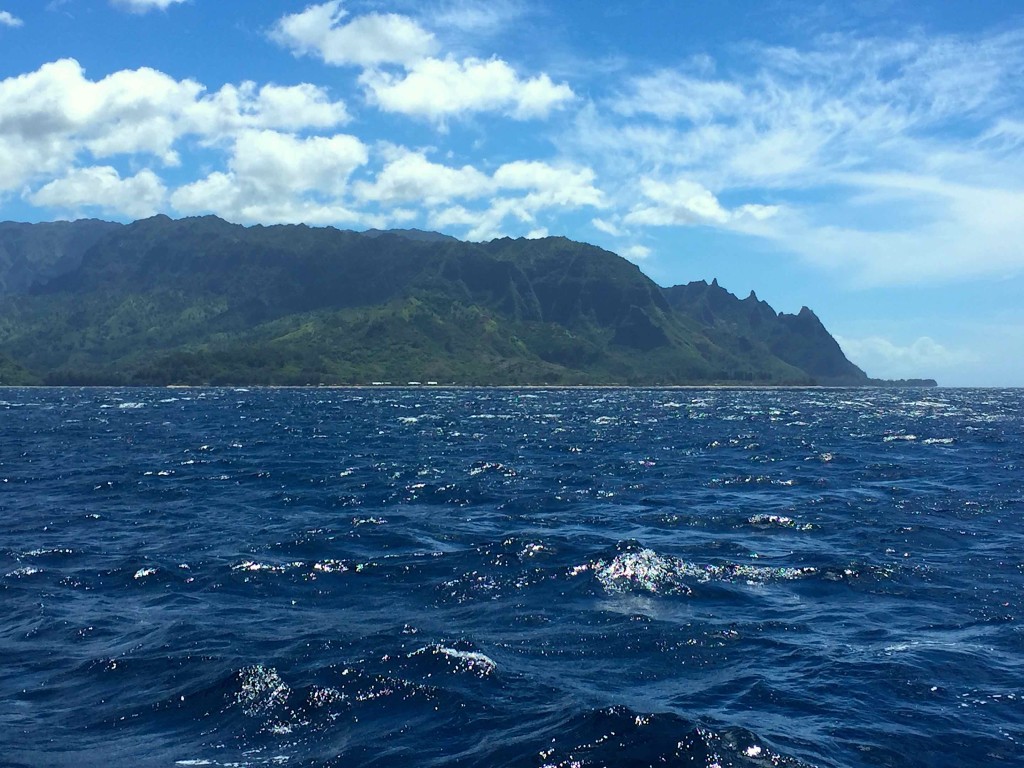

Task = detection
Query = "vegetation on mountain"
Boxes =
[0,219,121,295]
[663,279,869,386]
[0,215,930,387]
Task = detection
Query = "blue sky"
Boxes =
[1,0,1023,385]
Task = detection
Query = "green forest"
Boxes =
[0,215,931,387]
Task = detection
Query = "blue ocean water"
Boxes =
[1,387,1022,768]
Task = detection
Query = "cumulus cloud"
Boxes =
[171,129,368,221]
[429,202,509,241]
[232,130,367,196]
[424,160,604,240]
[270,3,573,124]
[111,0,187,12]
[0,59,350,194]
[360,56,574,121]
[173,183,379,227]
[186,82,350,135]
[0,55,595,232]
[354,147,492,206]
[352,151,603,238]
[624,177,778,228]
[30,166,166,218]
[492,161,603,207]
[354,153,602,240]
[0,10,23,26]
[271,1,437,67]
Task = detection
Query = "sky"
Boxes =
[1,0,1023,386]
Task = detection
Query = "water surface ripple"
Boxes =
[1,387,1022,767]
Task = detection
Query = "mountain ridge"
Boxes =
[0,216,935,387]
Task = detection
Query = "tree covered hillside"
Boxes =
[0,215,888,387]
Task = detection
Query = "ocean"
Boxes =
[1,387,1021,767]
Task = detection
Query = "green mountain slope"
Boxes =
[0,219,122,294]
[662,279,869,386]
[0,215,890,386]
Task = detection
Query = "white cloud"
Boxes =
[835,334,973,381]
[432,0,526,34]
[169,171,235,216]
[430,202,508,241]
[0,10,23,26]
[271,1,437,67]
[591,217,624,237]
[624,177,778,228]
[354,147,492,205]
[623,245,651,261]
[569,28,1024,285]
[981,118,1024,149]
[269,3,573,126]
[361,56,574,121]
[171,170,375,227]
[232,130,367,196]
[492,160,603,208]
[626,178,728,226]
[612,70,745,123]
[0,59,350,196]
[183,81,350,141]
[171,130,369,224]
[753,174,1024,286]
[111,0,187,12]
[351,155,605,240]
[29,166,166,218]
[0,57,594,232]
[426,161,604,241]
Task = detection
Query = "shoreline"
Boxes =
[0,382,955,390]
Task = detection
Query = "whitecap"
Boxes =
[234,665,290,716]
[591,547,818,595]
[232,560,286,573]
[307,686,346,707]
[410,644,497,676]
[134,567,157,579]
[748,514,814,531]
[6,566,41,578]
[593,548,692,596]
[24,547,74,557]
[519,542,549,558]
[468,461,516,477]
[312,559,349,573]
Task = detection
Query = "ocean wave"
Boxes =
[533,706,812,768]
[408,644,497,677]
[584,544,820,596]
